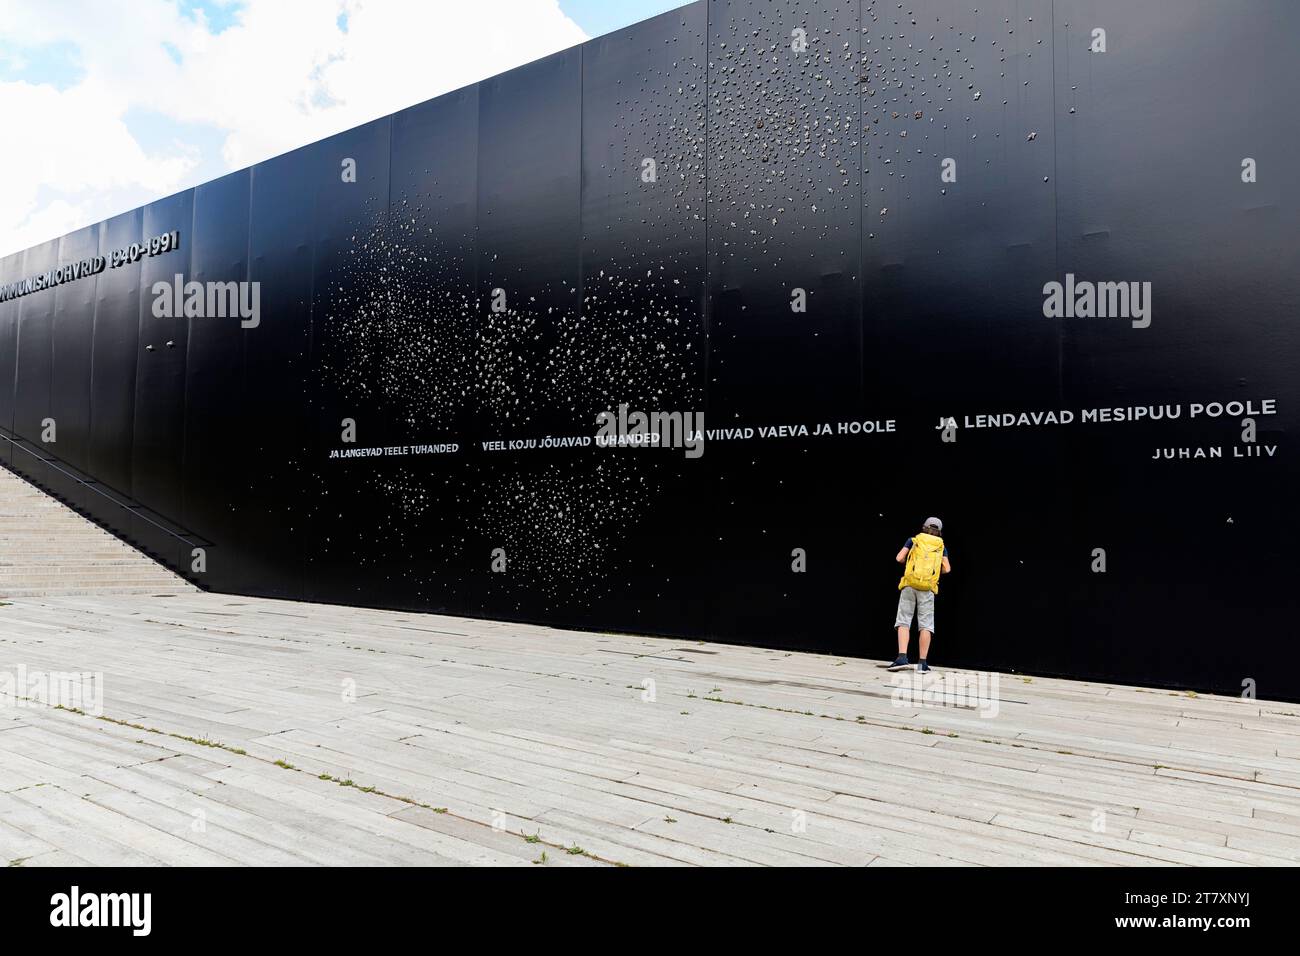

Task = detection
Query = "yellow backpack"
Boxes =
[899,532,945,594]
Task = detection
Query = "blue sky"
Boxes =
[560,0,685,37]
[0,0,689,257]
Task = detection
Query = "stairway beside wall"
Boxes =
[0,466,195,598]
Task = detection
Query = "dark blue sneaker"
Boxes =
[887,654,911,671]
[917,660,932,674]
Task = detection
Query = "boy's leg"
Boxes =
[916,591,935,659]
[893,588,917,654]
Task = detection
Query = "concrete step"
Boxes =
[0,585,187,595]
[0,536,131,542]
[0,466,194,597]
[0,529,127,534]
[0,576,184,585]
[0,553,161,562]
[0,566,186,579]
[0,571,183,579]
[0,524,135,532]
[0,586,191,597]
[0,565,181,573]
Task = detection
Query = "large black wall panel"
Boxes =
[0,251,23,461]
[475,48,582,437]
[131,190,194,523]
[472,48,585,622]
[301,118,410,607]
[858,0,1070,675]
[702,0,867,649]
[862,0,1059,408]
[13,241,58,447]
[183,170,252,592]
[322,88,483,614]
[49,226,99,480]
[1050,0,1300,694]
[708,0,862,420]
[88,210,143,496]
[10,241,60,494]
[539,5,712,634]
[581,6,706,415]
[387,86,480,441]
[2,0,1297,698]
[241,145,318,599]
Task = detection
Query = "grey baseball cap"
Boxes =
[923,516,943,531]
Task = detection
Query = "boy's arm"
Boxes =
[942,555,952,573]
[895,546,910,564]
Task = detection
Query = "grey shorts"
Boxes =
[894,586,936,632]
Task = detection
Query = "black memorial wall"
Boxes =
[1,0,1297,699]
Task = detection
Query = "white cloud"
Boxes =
[0,78,200,254]
[0,0,588,258]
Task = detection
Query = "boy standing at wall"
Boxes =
[887,518,951,673]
